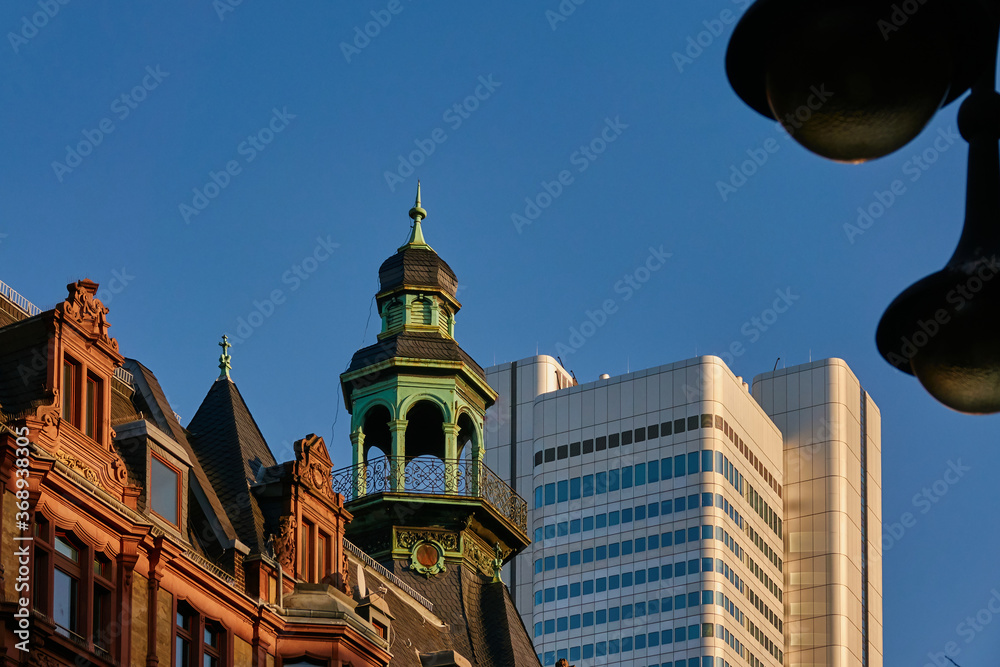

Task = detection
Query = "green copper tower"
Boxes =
[335,186,529,579]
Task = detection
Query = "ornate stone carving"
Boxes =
[341,549,350,594]
[110,454,128,483]
[274,516,296,571]
[396,529,459,553]
[57,280,118,350]
[27,649,60,667]
[491,543,506,583]
[55,451,98,484]
[294,433,334,499]
[37,400,60,438]
[463,540,494,577]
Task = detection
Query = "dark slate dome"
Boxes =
[378,246,459,298]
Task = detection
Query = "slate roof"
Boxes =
[186,378,277,553]
[0,296,31,329]
[109,379,142,425]
[378,247,459,299]
[347,331,486,380]
[356,560,540,667]
[0,315,49,421]
[125,360,238,548]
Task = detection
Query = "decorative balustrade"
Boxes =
[0,279,41,317]
[114,365,134,387]
[331,456,527,536]
[182,551,239,589]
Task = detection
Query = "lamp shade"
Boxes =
[726,0,985,162]
[876,88,1000,414]
[877,264,1000,414]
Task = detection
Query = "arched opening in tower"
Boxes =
[404,400,449,493]
[361,404,391,462]
[457,412,477,459]
[403,400,445,460]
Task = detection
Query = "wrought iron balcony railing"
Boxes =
[331,456,527,535]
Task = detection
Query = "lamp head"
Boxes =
[727,0,987,162]
[876,89,1000,414]
[876,262,1000,414]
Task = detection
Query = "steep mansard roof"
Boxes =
[186,377,277,554]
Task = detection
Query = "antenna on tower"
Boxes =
[773,357,781,371]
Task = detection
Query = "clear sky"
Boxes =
[1,2,997,664]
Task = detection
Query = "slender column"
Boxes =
[469,425,484,496]
[115,539,140,664]
[442,423,459,493]
[349,429,366,497]
[146,575,161,667]
[388,419,407,491]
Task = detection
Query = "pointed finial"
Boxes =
[400,180,433,251]
[218,335,232,379]
[409,180,426,222]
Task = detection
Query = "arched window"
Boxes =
[175,600,226,666]
[32,518,117,661]
[52,531,82,641]
[92,552,114,657]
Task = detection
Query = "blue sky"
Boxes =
[2,2,998,664]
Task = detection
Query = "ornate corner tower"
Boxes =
[336,184,529,578]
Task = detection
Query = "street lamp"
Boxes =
[726,0,1000,414]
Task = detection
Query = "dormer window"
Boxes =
[61,359,78,423]
[60,356,103,441]
[150,453,181,525]
[85,373,100,438]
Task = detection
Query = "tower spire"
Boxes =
[218,334,232,380]
[400,180,432,251]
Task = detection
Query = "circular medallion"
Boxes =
[409,540,446,577]
[416,543,438,567]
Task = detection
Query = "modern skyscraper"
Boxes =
[752,361,882,667]
[485,354,881,667]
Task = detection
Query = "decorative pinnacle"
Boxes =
[400,180,432,251]
[409,180,427,222]
[218,335,232,380]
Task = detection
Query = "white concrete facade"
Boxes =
[752,361,883,667]
[485,355,881,667]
